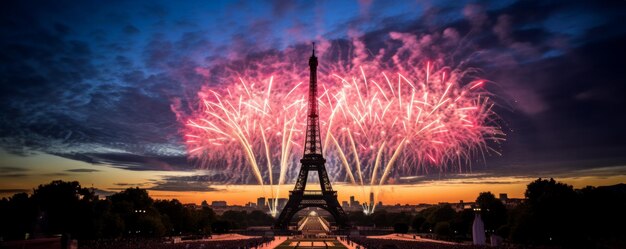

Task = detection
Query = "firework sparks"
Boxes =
[177,34,505,215]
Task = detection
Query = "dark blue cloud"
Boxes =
[65,168,100,173]
[148,175,222,192]
[0,167,29,178]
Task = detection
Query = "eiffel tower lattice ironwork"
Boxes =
[274,44,349,230]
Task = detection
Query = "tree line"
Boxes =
[1,178,625,248]
[347,178,625,248]
[0,180,274,241]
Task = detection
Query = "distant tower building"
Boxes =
[369,192,374,205]
[499,193,508,204]
[257,197,266,208]
[350,196,355,207]
[342,201,349,209]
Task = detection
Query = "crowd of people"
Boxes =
[79,237,273,249]
[346,237,490,249]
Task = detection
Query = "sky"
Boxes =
[1,0,625,205]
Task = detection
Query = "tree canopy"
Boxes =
[0,180,273,241]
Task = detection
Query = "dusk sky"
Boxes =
[1,0,625,205]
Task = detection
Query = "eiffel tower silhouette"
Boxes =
[274,44,349,230]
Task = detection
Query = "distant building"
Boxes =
[498,193,524,207]
[504,198,524,207]
[350,196,360,207]
[211,201,227,207]
[257,197,266,208]
[184,203,199,210]
[369,192,374,205]
[499,193,508,202]
[201,200,209,208]
[342,201,349,209]
[451,200,475,211]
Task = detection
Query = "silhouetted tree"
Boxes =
[508,178,580,246]
[347,211,370,226]
[201,200,209,208]
[0,193,38,240]
[388,212,412,227]
[434,221,451,237]
[411,215,425,232]
[372,210,390,227]
[247,210,274,226]
[154,199,189,235]
[475,192,507,232]
[451,209,474,238]
[194,207,216,235]
[221,210,247,229]
[427,204,456,225]
[110,187,164,237]
[393,223,409,234]
[211,220,230,234]
[578,184,626,248]
[31,180,97,238]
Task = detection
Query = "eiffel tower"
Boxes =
[274,44,349,230]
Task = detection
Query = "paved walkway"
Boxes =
[172,233,262,244]
[368,233,459,244]
[274,237,348,249]
[261,233,458,248]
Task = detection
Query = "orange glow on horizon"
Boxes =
[147,175,626,206]
[1,150,625,206]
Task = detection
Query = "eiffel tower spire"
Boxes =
[304,42,322,158]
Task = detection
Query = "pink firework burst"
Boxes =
[176,35,505,209]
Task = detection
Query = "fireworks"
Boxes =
[177,34,505,215]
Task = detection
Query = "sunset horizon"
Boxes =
[3,149,624,206]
